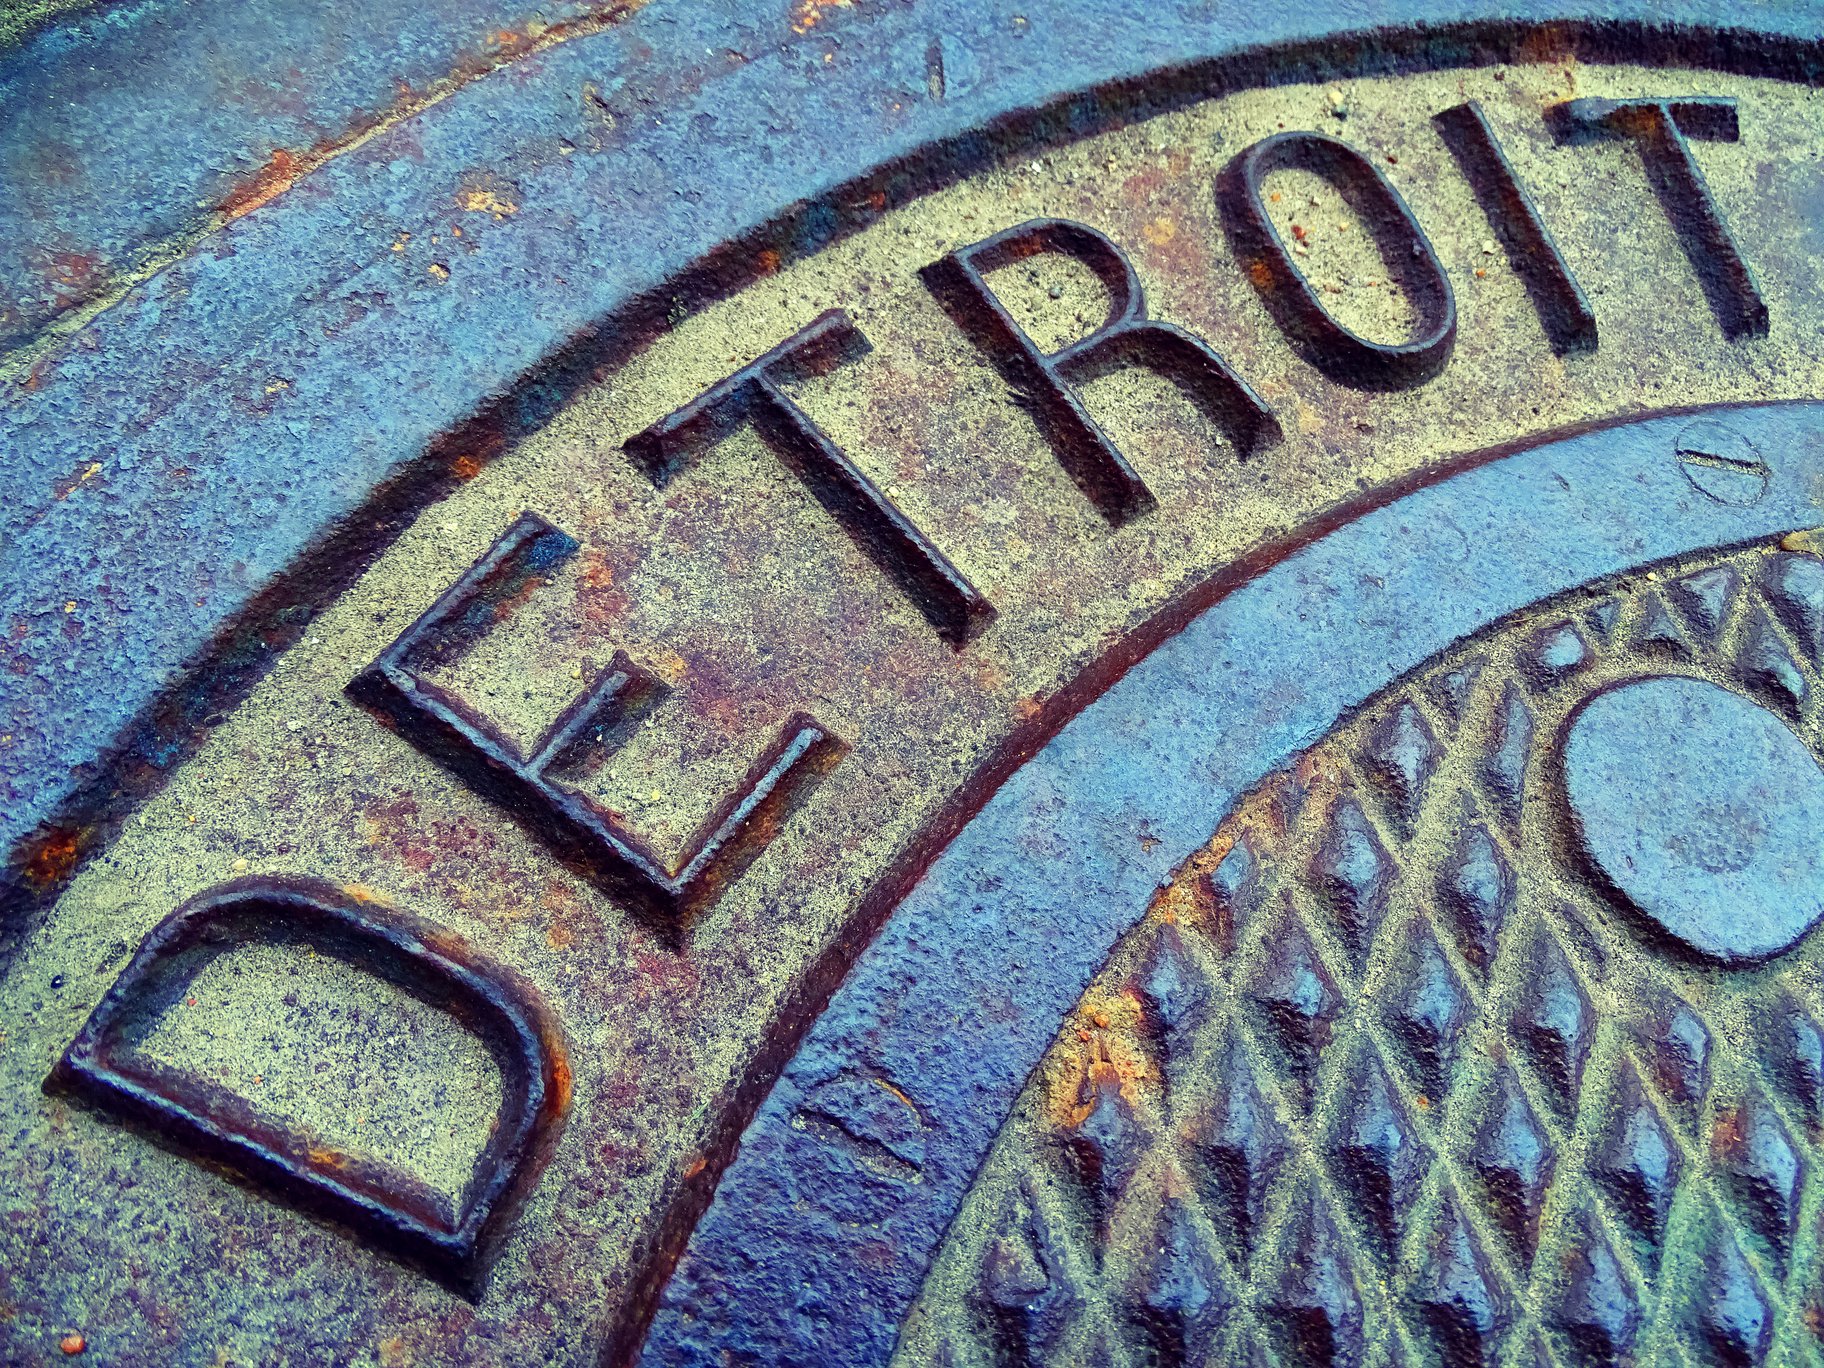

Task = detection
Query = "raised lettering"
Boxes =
[1220,131,1457,388]
[1435,100,1598,355]
[1547,96,1766,340]
[921,217,1279,527]
[624,310,994,646]
[46,877,569,1296]
[347,513,846,932]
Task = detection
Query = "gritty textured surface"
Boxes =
[7,38,1824,1368]
[897,541,1824,1367]
[643,405,1824,1367]
[0,0,642,353]
[0,0,106,51]
[125,939,505,1204]
[6,0,1824,904]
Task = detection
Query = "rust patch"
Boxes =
[218,148,305,221]
[790,0,853,34]
[455,184,520,218]
[50,461,105,501]
[214,7,647,227]
[21,826,84,889]
[3,0,653,383]
[41,249,106,301]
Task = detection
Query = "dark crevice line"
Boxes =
[1678,450,1767,472]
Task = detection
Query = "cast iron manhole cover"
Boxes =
[7,3,1824,1365]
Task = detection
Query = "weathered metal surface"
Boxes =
[45,877,572,1297]
[4,0,1821,909]
[0,0,644,355]
[7,4,1824,1366]
[887,513,1824,1368]
[648,405,1824,1366]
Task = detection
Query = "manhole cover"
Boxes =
[6,5,1824,1366]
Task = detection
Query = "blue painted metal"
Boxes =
[0,0,632,352]
[1563,676,1824,963]
[4,0,1824,924]
[638,402,1824,1367]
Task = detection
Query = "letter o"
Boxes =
[1220,131,1456,389]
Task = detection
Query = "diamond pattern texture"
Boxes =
[894,545,1824,1368]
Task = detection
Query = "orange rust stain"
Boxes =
[540,878,587,917]
[1141,217,1178,246]
[44,250,105,300]
[219,149,304,221]
[341,882,388,905]
[65,2,651,291]
[52,462,104,500]
[682,1154,708,1179]
[59,1334,85,1356]
[1514,25,1576,71]
[451,454,484,480]
[790,0,852,33]
[419,928,470,959]
[578,549,617,589]
[455,187,518,217]
[869,1076,922,1115]
[1712,1105,1745,1157]
[547,921,576,950]
[1051,1041,1150,1128]
[548,1049,574,1113]
[24,827,83,889]
[787,0,849,35]
[756,248,782,274]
